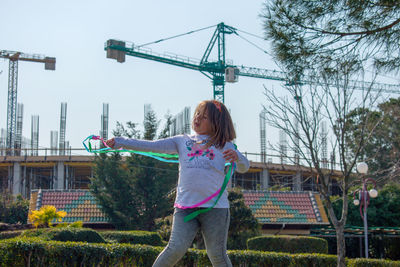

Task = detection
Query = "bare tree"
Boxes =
[262,63,381,266]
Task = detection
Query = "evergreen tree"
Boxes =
[262,0,400,76]
[332,183,400,227]
[91,152,142,229]
[261,2,398,265]
[91,106,177,230]
[344,97,400,182]
[0,193,29,224]
[227,188,259,249]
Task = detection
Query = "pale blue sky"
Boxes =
[2,1,397,160]
[1,0,286,158]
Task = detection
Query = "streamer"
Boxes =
[83,135,235,221]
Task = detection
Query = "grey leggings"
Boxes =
[153,208,232,267]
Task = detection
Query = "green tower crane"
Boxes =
[104,22,400,103]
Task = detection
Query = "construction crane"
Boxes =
[0,50,56,155]
[104,22,400,103]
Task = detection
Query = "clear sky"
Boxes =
[2,1,398,161]
[0,0,287,160]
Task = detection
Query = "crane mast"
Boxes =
[0,50,55,155]
[105,23,400,102]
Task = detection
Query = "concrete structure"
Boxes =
[0,153,342,198]
[0,153,93,197]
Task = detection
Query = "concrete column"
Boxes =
[261,169,270,189]
[55,162,64,189]
[22,166,27,197]
[12,162,21,195]
[294,170,302,191]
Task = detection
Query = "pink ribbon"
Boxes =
[174,188,221,209]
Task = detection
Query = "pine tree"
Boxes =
[91,152,142,229]
[262,0,400,76]
[91,106,177,230]
[227,188,259,249]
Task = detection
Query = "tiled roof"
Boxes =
[29,189,109,224]
[242,190,330,225]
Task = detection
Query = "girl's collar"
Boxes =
[193,134,209,144]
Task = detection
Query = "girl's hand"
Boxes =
[105,138,116,148]
[223,149,238,163]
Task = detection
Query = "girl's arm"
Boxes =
[108,136,179,154]
[223,143,250,173]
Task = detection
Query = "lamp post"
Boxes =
[353,162,378,258]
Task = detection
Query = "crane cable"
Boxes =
[235,29,273,57]
[137,24,218,48]
[137,23,273,60]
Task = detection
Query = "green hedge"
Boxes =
[21,228,106,243]
[100,230,164,246]
[320,235,400,260]
[348,258,400,267]
[1,238,399,267]
[247,235,328,254]
[0,230,22,240]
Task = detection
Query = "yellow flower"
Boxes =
[28,205,67,228]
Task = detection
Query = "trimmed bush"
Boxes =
[319,235,400,260]
[21,228,106,243]
[0,223,9,231]
[0,231,22,240]
[1,238,400,267]
[100,230,164,246]
[247,235,328,254]
[348,258,400,267]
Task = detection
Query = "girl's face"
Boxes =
[193,108,212,135]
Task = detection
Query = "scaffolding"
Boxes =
[50,130,58,155]
[14,103,24,156]
[30,115,39,156]
[259,110,266,163]
[100,103,109,141]
[170,107,191,136]
[59,103,67,155]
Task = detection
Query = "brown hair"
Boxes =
[192,100,236,148]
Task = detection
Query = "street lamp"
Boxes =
[353,162,378,258]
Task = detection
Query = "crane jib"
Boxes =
[103,22,400,97]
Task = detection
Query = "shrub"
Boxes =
[28,205,66,228]
[21,228,106,243]
[0,231,22,240]
[247,235,328,254]
[0,223,9,231]
[0,194,29,225]
[100,230,164,246]
[348,258,400,267]
[55,220,83,229]
[1,238,400,267]
[319,235,400,260]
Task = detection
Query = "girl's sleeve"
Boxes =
[226,143,250,173]
[113,136,179,154]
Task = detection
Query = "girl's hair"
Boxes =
[192,100,236,148]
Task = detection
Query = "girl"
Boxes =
[106,100,249,267]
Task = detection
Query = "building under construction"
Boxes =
[0,150,342,199]
[0,100,342,198]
